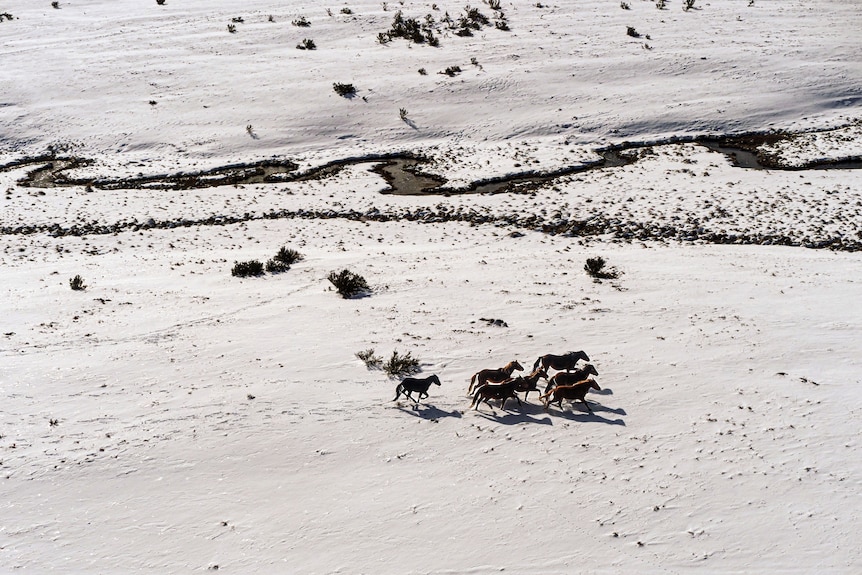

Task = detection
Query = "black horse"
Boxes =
[533,350,590,373]
[393,374,441,405]
[470,379,522,411]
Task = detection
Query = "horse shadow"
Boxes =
[550,404,626,426]
[396,403,462,421]
[593,387,614,396]
[474,409,553,426]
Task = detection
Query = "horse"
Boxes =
[468,360,524,394]
[533,350,590,373]
[510,367,548,402]
[543,363,599,394]
[539,378,602,412]
[393,374,441,405]
[470,379,522,411]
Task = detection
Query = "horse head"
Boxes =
[584,364,599,377]
[431,374,442,386]
[586,378,601,391]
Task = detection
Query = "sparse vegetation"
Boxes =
[292,16,311,27]
[584,256,621,280]
[328,269,370,298]
[296,38,317,50]
[626,26,640,38]
[227,23,237,33]
[684,0,696,10]
[340,7,353,15]
[399,107,409,121]
[333,82,356,97]
[69,275,86,291]
[273,247,304,266]
[656,0,666,9]
[51,1,60,9]
[232,260,265,277]
[0,12,13,21]
[620,1,630,9]
[356,348,383,369]
[383,349,421,377]
[418,67,427,75]
[441,65,462,76]
[156,0,166,5]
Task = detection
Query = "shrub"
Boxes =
[328,269,369,298]
[296,38,316,50]
[274,247,303,265]
[265,259,289,273]
[683,0,696,10]
[383,349,421,377]
[340,7,353,14]
[356,348,383,369]
[292,16,311,27]
[333,82,356,97]
[156,0,166,5]
[656,0,666,9]
[620,1,630,9]
[51,1,59,8]
[441,65,461,76]
[232,260,264,277]
[399,107,408,121]
[69,275,86,291]
[584,256,620,280]
[227,23,237,33]
[0,12,14,21]
[418,67,427,75]
[626,26,640,38]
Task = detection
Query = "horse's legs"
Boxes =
[580,399,593,413]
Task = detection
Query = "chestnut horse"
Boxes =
[540,378,601,412]
[393,374,441,404]
[533,350,590,373]
[470,379,522,411]
[543,363,599,394]
[510,367,549,402]
[468,360,524,394]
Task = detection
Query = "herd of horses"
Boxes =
[392,351,602,413]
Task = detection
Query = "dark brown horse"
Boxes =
[543,363,599,394]
[510,367,548,402]
[468,360,524,394]
[540,378,601,412]
[533,350,590,373]
[470,379,522,411]
[393,374,441,404]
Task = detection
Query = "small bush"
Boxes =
[683,0,696,10]
[626,26,640,38]
[292,16,311,27]
[296,38,316,50]
[656,0,666,9]
[0,12,14,21]
[418,67,427,75]
[399,107,408,121]
[356,348,383,369]
[328,269,369,298]
[227,23,237,33]
[69,275,86,291]
[156,0,166,5]
[51,1,59,8]
[620,1,630,9]
[232,260,265,277]
[274,247,303,266]
[333,82,356,97]
[584,256,620,280]
[265,259,289,273]
[383,349,421,378]
[340,7,353,14]
[441,65,461,76]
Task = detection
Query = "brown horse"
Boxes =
[543,363,599,394]
[533,350,590,373]
[468,360,524,394]
[393,374,441,405]
[540,378,601,412]
[510,367,549,402]
[470,379,522,411]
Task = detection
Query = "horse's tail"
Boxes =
[532,356,542,371]
[392,384,404,401]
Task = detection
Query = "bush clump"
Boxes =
[383,349,421,378]
[356,348,383,369]
[69,275,86,291]
[274,247,304,266]
[232,260,265,277]
[333,82,356,97]
[328,269,370,298]
[584,256,620,280]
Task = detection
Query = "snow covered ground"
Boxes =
[1,0,861,573]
